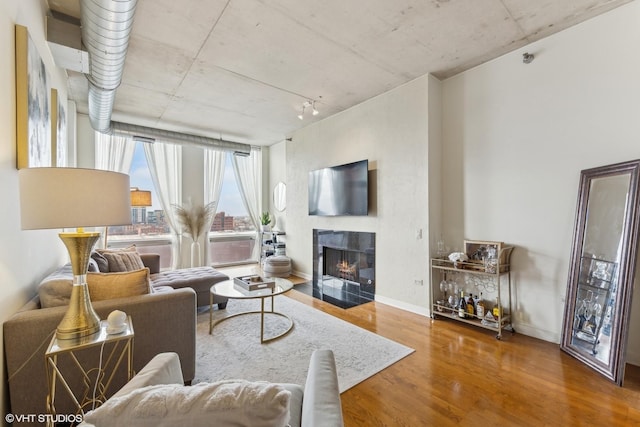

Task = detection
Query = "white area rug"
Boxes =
[194,296,414,392]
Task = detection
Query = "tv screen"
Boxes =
[308,160,368,216]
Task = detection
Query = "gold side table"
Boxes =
[44,316,134,426]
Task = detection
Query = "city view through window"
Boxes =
[108,146,256,265]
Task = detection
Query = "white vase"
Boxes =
[191,241,201,268]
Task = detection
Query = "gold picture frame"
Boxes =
[56,89,67,167]
[51,88,58,167]
[16,24,51,169]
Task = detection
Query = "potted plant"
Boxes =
[260,212,272,232]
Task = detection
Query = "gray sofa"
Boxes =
[3,255,230,426]
[80,350,344,427]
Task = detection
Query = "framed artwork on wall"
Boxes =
[51,88,58,166]
[16,24,51,169]
[57,90,67,167]
[50,89,67,167]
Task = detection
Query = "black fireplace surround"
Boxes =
[312,229,375,308]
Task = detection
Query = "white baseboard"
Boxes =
[374,294,431,317]
[510,322,560,344]
[376,295,563,345]
[292,270,311,281]
[626,350,640,366]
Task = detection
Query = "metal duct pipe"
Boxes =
[82,0,137,132]
[109,122,252,155]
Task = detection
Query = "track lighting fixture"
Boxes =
[297,100,319,120]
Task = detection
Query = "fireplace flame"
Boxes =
[337,261,357,280]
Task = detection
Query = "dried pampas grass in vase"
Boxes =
[173,200,217,267]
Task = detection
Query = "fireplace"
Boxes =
[313,229,375,308]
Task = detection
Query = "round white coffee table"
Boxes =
[209,277,294,343]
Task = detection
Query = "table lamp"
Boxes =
[102,187,152,248]
[130,187,152,208]
[19,167,131,341]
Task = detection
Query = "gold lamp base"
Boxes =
[56,232,101,341]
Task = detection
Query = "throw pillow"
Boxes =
[87,258,100,272]
[96,246,145,272]
[83,380,291,427]
[91,251,110,272]
[87,268,151,301]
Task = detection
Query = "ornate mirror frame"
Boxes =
[561,159,640,385]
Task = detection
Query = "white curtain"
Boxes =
[94,131,135,173]
[144,141,183,269]
[232,148,262,260]
[204,149,226,266]
[94,132,135,248]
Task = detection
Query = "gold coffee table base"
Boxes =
[209,310,293,344]
[210,278,294,343]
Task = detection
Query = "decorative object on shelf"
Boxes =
[448,252,468,268]
[484,245,498,273]
[436,237,447,259]
[260,211,272,232]
[19,167,131,341]
[174,200,217,268]
[107,310,128,335]
[561,159,640,386]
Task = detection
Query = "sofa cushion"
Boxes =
[39,264,74,308]
[96,247,145,272]
[83,380,291,427]
[149,267,227,293]
[87,268,151,301]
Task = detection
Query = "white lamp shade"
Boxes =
[19,167,132,230]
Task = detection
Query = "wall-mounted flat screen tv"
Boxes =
[308,159,368,216]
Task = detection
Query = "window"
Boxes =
[106,143,173,268]
[209,153,256,266]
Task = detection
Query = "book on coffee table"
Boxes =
[234,275,276,291]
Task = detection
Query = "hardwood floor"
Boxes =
[219,266,640,426]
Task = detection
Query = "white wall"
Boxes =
[287,74,433,315]
[441,0,640,353]
[0,0,71,415]
[76,113,95,168]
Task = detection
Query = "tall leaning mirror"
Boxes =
[561,159,640,385]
